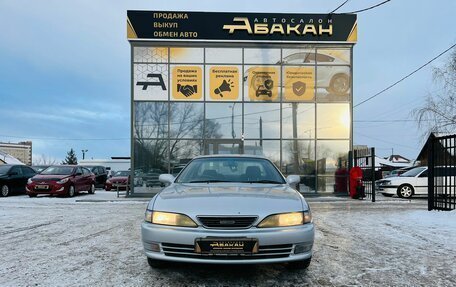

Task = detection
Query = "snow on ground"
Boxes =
[0,192,455,286]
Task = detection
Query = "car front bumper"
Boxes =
[26,183,69,195]
[141,222,314,264]
[376,186,398,194]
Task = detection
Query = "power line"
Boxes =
[354,42,456,108]
[0,134,130,141]
[330,0,350,13]
[346,0,391,13]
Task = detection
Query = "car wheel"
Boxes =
[1,185,10,197]
[68,185,75,197]
[89,183,95,194]
[147,257,167,268]
[397,184,414,198]
[287,257,311,269]
[382,193,394,197]
[328,74,349,95]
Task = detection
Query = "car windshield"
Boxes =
[114,171,130,177]
[41,166,74,175]
[400,167,426,177]
[0,166,11,175]
[34,166,48,172]
[176,157,286,184]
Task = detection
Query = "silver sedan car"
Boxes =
[141,155,314,269]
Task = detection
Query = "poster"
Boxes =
[209,66,239,100]
[172,66,203,100]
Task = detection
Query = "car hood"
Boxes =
[32,174,69,181]
[110,176,128,181]
[150,183,306,219]
[378,176,413,184]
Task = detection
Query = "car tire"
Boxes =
[147,257,167,268]
[88,183,95,194]
[328,73,350,95]
[68,185,75,197]
[287,257,311,270]
[1,185,10,197]
[382,193,394,197]
[397,184,414,198]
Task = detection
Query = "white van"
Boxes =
[376,166,455,198]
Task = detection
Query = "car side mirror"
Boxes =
[159,174,175,185]
[286,175,300,186]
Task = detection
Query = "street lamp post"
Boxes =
[82,149,88,160]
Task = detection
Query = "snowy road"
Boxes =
[1,192,455,286]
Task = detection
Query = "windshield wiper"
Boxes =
[241,180,284,184]
[187,180,233,183]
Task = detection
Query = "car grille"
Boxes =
[161,243,293,260]
[197,216,258,229]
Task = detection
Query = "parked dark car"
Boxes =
[32,165,50,174]
[26,165,96,197]
[0,165,37,197]
[144,168,165,187]
[82,165,108,188]
[105,170,130,191]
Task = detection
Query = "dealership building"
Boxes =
[127,11,356,196]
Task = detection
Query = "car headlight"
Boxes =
[257,211,312,228]
[56,178,69,184]
[27,178,33,184]
[381,180,391,186]
[145,210,197,228]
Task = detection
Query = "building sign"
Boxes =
[247,67,279,101]
[209,66,240,100]
[172,66,202,100]
[128,11,357,43]
[284,67,315,101]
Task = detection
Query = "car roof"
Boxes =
[193,154,268,160]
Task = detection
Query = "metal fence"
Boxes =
[428,134,456,211]
[349,147,376,202]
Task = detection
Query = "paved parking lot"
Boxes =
[1,191,455,286]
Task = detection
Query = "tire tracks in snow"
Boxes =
[56,224,123,246]
[0,220,61,236]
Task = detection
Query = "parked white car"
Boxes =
[376,167,428,198]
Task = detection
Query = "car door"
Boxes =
[415,169,428,195]
[73,167,84,192]
[8,166,24,193]
[83,168,92,190]
[98,167,107,186]
[19,166,36,193]
[90,167,100,185]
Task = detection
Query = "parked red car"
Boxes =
[105,170,130,191]
[26,165,96,197]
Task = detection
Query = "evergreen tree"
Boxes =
[62,148,78,165]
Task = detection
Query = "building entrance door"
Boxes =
[203,139,244,155]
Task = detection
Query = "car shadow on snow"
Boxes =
[150,262,308,284]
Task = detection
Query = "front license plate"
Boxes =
[195,238,258,255]
[36,185,49,189]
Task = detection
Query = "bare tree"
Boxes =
[33,154,58,165]
[413,50,456,136]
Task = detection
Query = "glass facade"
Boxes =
[131,45,352,195]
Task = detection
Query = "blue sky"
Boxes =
[0,0,455,162]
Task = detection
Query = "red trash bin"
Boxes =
[349,167,363,199]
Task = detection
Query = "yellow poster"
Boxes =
[172,66,202,100]
[284,67,315,101]
[209,66,239,100]
[247,67,279,101]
